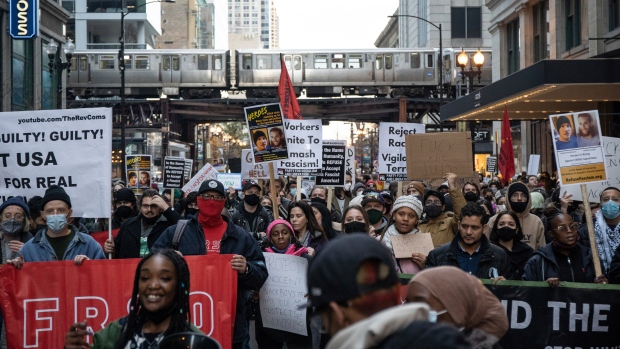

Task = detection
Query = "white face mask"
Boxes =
[496,204,506,212]
[428,309,448,323]
[344,183,352,192]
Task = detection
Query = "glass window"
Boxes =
[79,56,87,71]
[213,55,222,70]
[196,55,208,70]
[256,54,271,69]
[426,54,434,68]
[242,54,252,69]
[99,55,115,69]
[375,55,383,69]
[331,54,345,69]
[565,0,581,50]
[410,53,420,68]
[385,55,393,69]
[163,56,170,71]
[611,0,620,31]
[314,54,328,69]
[451,7,482,38]
[124,55,133,70]
[507,18,520,74]
[12,40,33,110]
[348,54,362,68]
[135,55,149,69]
[294,56,301,70]
[533,1,548,62]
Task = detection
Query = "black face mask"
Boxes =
[185,207,198,216]
[485,196,494,201]
[32,224,47,234]
[343,221,367,234]
[244,194,260,206]
[114,205,134,220]
[464,192,479,202]
[384,204,393,213]
[511,201,528,213]
[424,205,443,219]
[496,227,517,241]
[141,214,160,225]
[311,197,328,206]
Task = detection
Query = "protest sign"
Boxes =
[527,154,540,175]
[0,255,237,349]
[126,155,152,189]
[184,159,193,180]
[276,120,322,176]
[406,132,474,181]
[182,162,218,195]
[163,156,186,189]
[260,253,308,336]
[423,172,480,190]
[486,156,497,173]
[316,140,347,186]
[378,122,426,181]
[391,233,435,258]
[217,173,242,190]
[241,149,269,179]
[345,146,355,178]
[550,110,607,186]
[245,103,289,163]
[0,108,111,217]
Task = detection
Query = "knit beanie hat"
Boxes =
[392,195,423,218]
[352,182,366,195]
[349,195,364,207]
[507,182,529,203]
[267,219,296,239]
[407,181,426,196]
[114,188,137,204]
[0,197,30,217]
[555,115,571,130]
[40,185,72,210]
[253,130,267,144]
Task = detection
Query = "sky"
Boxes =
[273,0,400,141]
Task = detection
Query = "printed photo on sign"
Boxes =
[268,126,287,149]
[550,110,607,186]
[245,103,289,163]
[126,155,152,189]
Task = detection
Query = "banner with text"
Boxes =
[163,156,187,189]
[345,146,355,178]
[260,253,308,336]
[0,256,237,349]
[486,156,497,173]
[378,122,425,181]
[276,120,322,176]
[245,103,289,164]
[550,110,607,186]
[184,159,193,180]
[0,108,111,217]
[182,162,218,195]
[217,173,243,190]
[241,149,269,180]
[316,140,346,186]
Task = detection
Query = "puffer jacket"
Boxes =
[522,243,596,282]
[418,187,466,247]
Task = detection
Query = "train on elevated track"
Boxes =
[66,48,492,99]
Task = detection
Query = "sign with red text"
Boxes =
[182,162,218,195]
[0,256,236,349]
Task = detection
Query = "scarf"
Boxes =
[266,243,308,257]
[594,210,620,273]
[197,198,226,229]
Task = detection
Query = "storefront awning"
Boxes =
[440,59,620,121]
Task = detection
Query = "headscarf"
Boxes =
[266,219,308,256]
[408,266,508,339]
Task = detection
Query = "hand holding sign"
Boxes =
[391,234,435,259]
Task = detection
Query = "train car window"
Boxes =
[375,55,383,69]
[69,57,77,71]
[80,56,88,71]
[242,54,252,69]
[443,55,451,70]
[163,56,170,71]
[124,56,133,70]
[294,56,301,70]
[426,54,434,68]
[385,55,393,69]
[314,55,328,69]
[172,57,180,71]
[99,55,115,69]
[198,55,209,70]
[410,53,421,68]
[256,54,271,69]
[284,56,292,69]
[348,54,362,68]
[135,55,149,69]
[331,54,345,69]
[213,55,222,70]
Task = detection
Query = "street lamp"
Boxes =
[456,48,485,94]
[46,38,75,108]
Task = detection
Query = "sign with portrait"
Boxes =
[244,103,289,164]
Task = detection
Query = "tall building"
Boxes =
[155,0,227,49]
[228,0,278,49]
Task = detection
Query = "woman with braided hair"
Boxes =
[64,249,202,349]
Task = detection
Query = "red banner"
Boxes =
[0,255,237,349]
[498,105,515,185]
[278,57,303,120]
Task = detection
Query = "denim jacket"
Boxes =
[19,225,106,262]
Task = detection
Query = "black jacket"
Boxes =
[522,243,596,282]
[152,215,268,344]
[491,240,534,280]
[609,244,620,284]
[113,207,180,258]
[426,234,511,279]
[230,202,274,238]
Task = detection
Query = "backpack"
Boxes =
[172,219,189,250]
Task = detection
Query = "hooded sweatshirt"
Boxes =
[486,182,546,250]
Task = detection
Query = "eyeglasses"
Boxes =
[425,200,442,206]
[552,222,579,233]
[2,212,24,221]
[199,194,225,201]
[601,196,620,203]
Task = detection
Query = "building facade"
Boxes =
[228,0,278,49]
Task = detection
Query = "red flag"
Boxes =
[498,105,515,185]
[278,57,303,120]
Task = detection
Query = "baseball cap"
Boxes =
[361,191,385,207]
[198,179,226,197]
[242,180,261,192]
[301,234,398,310]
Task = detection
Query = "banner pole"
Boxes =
[397,181,403,199]
[108,214,112,260]
[327,187,333,210]
[268,163,279,220]
[296,176,302,201]
[170,189,174,212]
[581,184,602,276]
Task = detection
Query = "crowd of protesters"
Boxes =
[1,167,619,349]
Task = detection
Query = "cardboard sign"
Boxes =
[241,149,269,180]
[406,132,474,181]
[276,120,322,176]
[550,110,607,186]
[378,122,426,181]
[163,156,186,189]
[316,140,347,186]
[217,173,242,190]
[259,253,308,336]
[527,154,540,175]
[345,146,355,178]
[182,162,218,195]
[245,103,289,163]
[391,233,435,259]
[486,156,497,173]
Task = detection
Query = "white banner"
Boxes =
[217,173,242,190]
[378,122,425,181]
[259,253,308,336]
[527,154,540,175]
[241,149,269,180]
[276,120,322,176]
[0,108,111,217]
[182,162,218,195]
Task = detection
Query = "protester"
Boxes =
[332,187,351,217]
[310,186,342,223]
[226,187,241,210]
[152,179,268,349]
[488,211,533,280]
[407,266,509,347]
[27,196,47,235]
[265,179,292,220]
[309,202,339,239]
[352,182,366,197]
[254,219,313,349]
[366,180,376,190]
[360,192,390,237]
[113,181,125,193]
[6,186,105,268]
[230,180,274,242]
[426,202,510,280]
[341,205,371,235]
[260,195,273,211]
[287,201,327,254]
[110,188,138,229]
[379,190,394,219]
[64,249,202,348]
[380,195,426,273]
[486,182,546,250]
[609,244,620,284]
[184,192,199,218]
[1,197,33,263]
[418,173,466,247]
[105,189,181,258]
[523,208,607,285]
[462,182,480,203]
[405,181,425,196]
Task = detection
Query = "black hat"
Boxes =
[0,197,30,217]
[114,188,136,204]
[379,190,394,201]
[437,184,449,192]
[301,234,398,310]
[253,130,267,145]
[162,189,171,195]
[555,115,571,130]
[508,182,529,201]
[41,185,71,209]
[242,180,261,192]
[423,190,445,206]
[198,179,225,197]
[361,191,385,207]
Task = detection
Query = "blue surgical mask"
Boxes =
[602,200,620,220]
[46,214,67,233]
[290,188,297,197]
